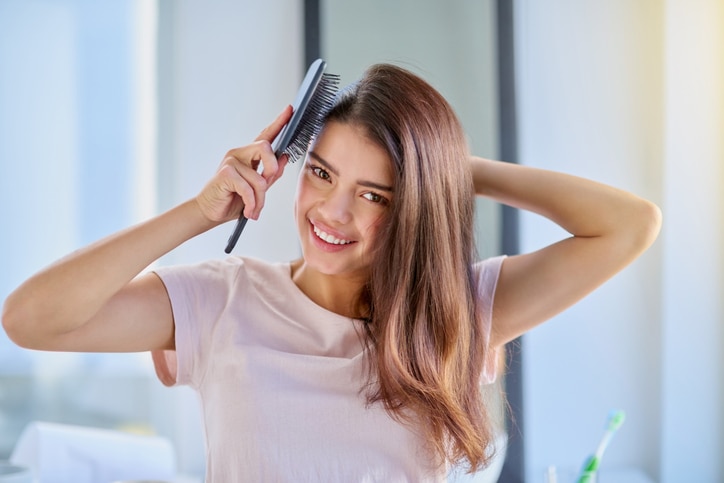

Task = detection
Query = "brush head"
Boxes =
[273,59,340,163]
[606,410,626,431]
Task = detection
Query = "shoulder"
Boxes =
[154,256,296,311]
[154,256,284,288]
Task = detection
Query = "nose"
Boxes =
[318,187,353,225]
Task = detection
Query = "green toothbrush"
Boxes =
[577,410,626,483]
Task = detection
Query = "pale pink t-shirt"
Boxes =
[152,255,504,482]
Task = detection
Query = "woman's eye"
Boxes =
[362,192,387,205]
[310,165,330,180]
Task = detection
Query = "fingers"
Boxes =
[217,164,263,220]
[198,109,294,223]
[225,139,280,183]
[219,137,289,219]
[255,104,293,143]
[221,147,271,219]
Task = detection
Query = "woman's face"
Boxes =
[294,121,393,279]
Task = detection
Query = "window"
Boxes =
[0,0,159,459]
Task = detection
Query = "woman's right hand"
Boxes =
[195,105,294,224]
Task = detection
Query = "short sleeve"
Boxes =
[474,255,506,384]
[151,258,241,388]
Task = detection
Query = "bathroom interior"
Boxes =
[0,1,722,481]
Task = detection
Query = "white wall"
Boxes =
[515,0,723,481]
[659,1,724,481]
[157,0,304,267]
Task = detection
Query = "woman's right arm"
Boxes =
[3,201,214,352]
[2,106,293,353]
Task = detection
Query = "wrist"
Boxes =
[470,156,498,196]
[184,198,225,233]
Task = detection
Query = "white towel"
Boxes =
[10,421,176,483]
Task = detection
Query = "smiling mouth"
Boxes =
[312,224,354,245]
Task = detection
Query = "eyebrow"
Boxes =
[308,151,394,192]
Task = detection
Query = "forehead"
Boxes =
[311,121,393,183]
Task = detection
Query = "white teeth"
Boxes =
[313,225,353,245]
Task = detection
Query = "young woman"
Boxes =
[2,64,661,481]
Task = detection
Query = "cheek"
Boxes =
[294,178,312,217]
[360,212,388,243]
[293,194,309,236]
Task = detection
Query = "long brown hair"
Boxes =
[325,64,498,472]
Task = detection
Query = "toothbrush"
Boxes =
[577,410,626,483]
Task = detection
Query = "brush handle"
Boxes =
[224,214,249,254]
[223,141,284,254]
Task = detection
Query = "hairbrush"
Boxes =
[224,59,340,253]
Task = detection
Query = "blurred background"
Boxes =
[0,0,722,482]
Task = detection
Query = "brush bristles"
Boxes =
[284,73,341,163]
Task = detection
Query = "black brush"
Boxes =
[224,59,340,253]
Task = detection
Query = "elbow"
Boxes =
[2,292,45,350]
[636,199,663,251]
[2,297,26,348]
[618,198,662,260]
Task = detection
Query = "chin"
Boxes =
[301,248,370,280]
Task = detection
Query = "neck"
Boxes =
[290,259,368,319]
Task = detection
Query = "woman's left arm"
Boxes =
[471,156,662,348]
